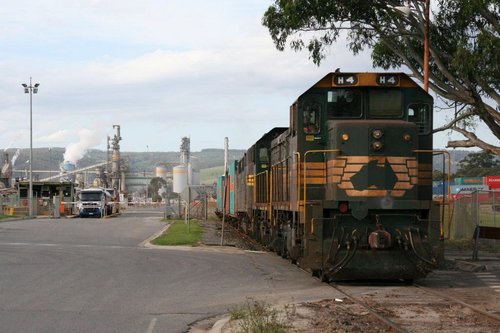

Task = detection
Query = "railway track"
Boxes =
[327,281,500,333]
[221,220,500,332]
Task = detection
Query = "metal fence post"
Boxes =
[472,190,480,261]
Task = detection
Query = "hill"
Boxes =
[3,147,245,179]
[2,147,476,180]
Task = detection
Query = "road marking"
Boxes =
[0,242,130,250]
[146,317,157,333]
[475,272,500,292]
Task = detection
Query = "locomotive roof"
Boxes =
[305,72,422,93]
[256,127,288,143]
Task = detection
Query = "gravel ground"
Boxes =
[195,219,500,333]
[196,220,387,332]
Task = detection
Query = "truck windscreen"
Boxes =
[81,193,102,201]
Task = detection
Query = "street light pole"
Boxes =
[22,77,40,218]
[423,0,430,92]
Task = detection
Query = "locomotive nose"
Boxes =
[325,120,419,204]
[329,119,417,156]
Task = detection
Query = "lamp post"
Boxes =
[22,77,40,218]
[394,0,430,92]
[49,147,52,180]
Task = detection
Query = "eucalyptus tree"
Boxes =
[263,0,499,154]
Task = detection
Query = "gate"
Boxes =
[451,190,499,259]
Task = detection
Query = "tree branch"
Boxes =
[432,109,476,133]
[479,8,500,31]
[447,126,500,155]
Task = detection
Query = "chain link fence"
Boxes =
[448,190,499,240]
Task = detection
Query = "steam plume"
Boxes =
[63,129,103,164]
[11,149,21,166]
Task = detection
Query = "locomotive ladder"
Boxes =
[302,149,341,235]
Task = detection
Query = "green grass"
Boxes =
[200,165,224,185]
[229,299,293,333]
[0,214,10,220]
[151,219,203,246]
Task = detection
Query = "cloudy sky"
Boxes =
[0,0,491,154]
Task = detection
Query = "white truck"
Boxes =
[77,188,113,218]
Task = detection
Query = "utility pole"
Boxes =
[221,137,228,246]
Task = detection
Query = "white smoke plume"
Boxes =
[63,128,103,165]
[11,149,21,166]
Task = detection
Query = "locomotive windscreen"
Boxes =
[369,89,402,116]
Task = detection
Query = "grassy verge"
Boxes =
[0,214,12,220]
[151,219,203,246]
[229,299,294,333]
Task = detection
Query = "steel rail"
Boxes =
[414,283,500,323]
[329,284,409,333]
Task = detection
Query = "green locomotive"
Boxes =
[218,72,443,281]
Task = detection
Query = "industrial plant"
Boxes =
[0,126,208,218]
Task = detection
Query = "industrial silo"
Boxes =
[173,165,188,194]
[155,166,168,179]
[189,157,200,186]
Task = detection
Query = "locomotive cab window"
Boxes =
[368,89,402,117]
[259,147,269,163]
[327,89,362,118]
[408,104,431,134]
[302,100,320,134]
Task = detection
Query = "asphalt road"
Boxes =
[0,208,338,333]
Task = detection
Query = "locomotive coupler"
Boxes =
[368,223,393,250]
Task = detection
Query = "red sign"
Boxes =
[485,176,500,189]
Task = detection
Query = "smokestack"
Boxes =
[111,125,122,191]
[180,137,190,166]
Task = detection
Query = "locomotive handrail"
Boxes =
[269,158,293,226]
[295,152,301,211]
[255,170,269,219]
[303,149,341,229]
[270,166,273,226]
[413,149,451,239]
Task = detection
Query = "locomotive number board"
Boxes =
[332,73,401,87]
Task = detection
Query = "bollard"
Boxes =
[53,196,61,218]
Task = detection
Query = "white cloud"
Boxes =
[38,130,71,144]
[10,1,484,154]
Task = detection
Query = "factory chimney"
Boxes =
[111,125,122,191]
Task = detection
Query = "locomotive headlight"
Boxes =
[403,133,412,142]
[372,129,383,139]
[341,133,350,141]
[372,141,383,151]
